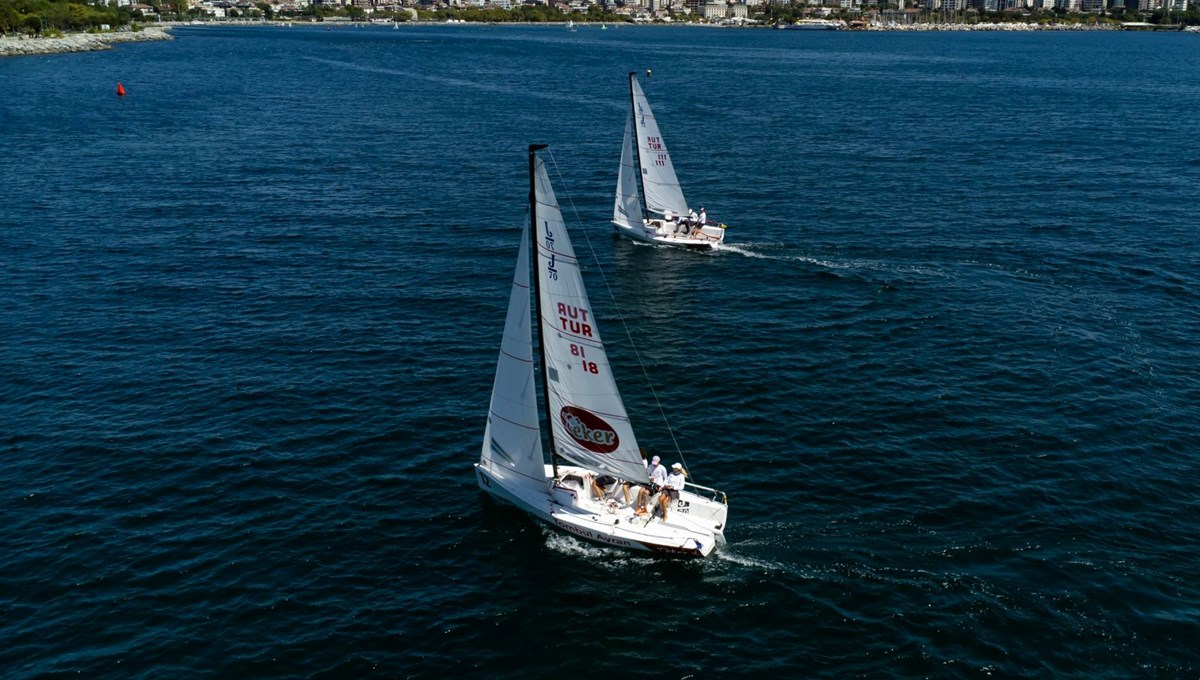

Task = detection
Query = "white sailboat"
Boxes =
[613,72,727,249]
[476,144,729,558]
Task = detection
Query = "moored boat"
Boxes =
[777,19,844,30]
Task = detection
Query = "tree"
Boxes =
[23,12,43,34]
[0,3,20,33]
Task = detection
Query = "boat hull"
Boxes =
[777,20,842,30]
[612,220,724,250]
[476,461,725,557]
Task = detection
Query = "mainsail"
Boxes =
[532,157,648,484]
[481,220,546,483]
[629,75,689,218]
[613,112,644,228]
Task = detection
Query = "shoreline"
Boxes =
[0,27,173,58]
[2,18,1189,58]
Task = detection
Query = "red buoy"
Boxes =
[116,82,126,97]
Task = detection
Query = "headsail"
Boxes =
[613,112,644,228]
[532,157,648,484]
[629,74,689,218]
[481,219,546,482]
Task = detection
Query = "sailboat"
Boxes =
[613,72,727,249]
[476,144,729,557]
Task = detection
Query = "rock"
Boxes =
[0,28,173,58]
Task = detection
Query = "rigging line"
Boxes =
[543,149,693,480]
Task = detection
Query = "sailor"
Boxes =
[663,209,675,223]
[644,456,667,516]
[661,463,686,523]
[591,474,617,501]
[646,456,666,494]
[698,207,707,225]
[626,481,649,513]
[688,209,698,226]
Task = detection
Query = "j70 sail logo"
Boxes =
[544,222,558,281]
[560,406,619,454]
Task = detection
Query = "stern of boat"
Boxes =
[679,483,729,544]
[699,225,726,243]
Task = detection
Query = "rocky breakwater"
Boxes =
[0,27,172,57]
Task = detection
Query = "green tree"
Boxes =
[23,12,43,34]
[0,3,20,33]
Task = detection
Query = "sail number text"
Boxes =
[644,137,667,167]
[559,303,600,374]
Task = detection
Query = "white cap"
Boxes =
[651,456,660,464]
[672,463,682,470]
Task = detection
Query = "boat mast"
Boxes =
[528,143,560,480]
[628,71,649,221]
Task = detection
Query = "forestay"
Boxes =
[630,75,689,218]
[532,157,648,484]
[613,112,644,228]
[481,220,546,483]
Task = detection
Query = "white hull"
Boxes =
[778,20,842,30]
[476,461,727,557]
[612,219,725,250]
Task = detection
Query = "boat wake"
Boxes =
[715,241,949,280]
[301,56,620,110]
[712,242,775,259]
[540,526,657,564]
[542,527,618,558]
[714,241,846,270]
[712,548,788,572]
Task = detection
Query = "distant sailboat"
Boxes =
[613,72,727,249]
[567,19,577,31]
[475,144,729,557]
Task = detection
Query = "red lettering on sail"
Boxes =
[560,317,594,337]
[556,303,589,322]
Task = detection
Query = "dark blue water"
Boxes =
[2,24,1199,677]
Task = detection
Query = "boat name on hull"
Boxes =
[553,517,636,548]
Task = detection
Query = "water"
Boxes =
[2,24,1199,677]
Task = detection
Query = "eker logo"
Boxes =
[560,406,619,453]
